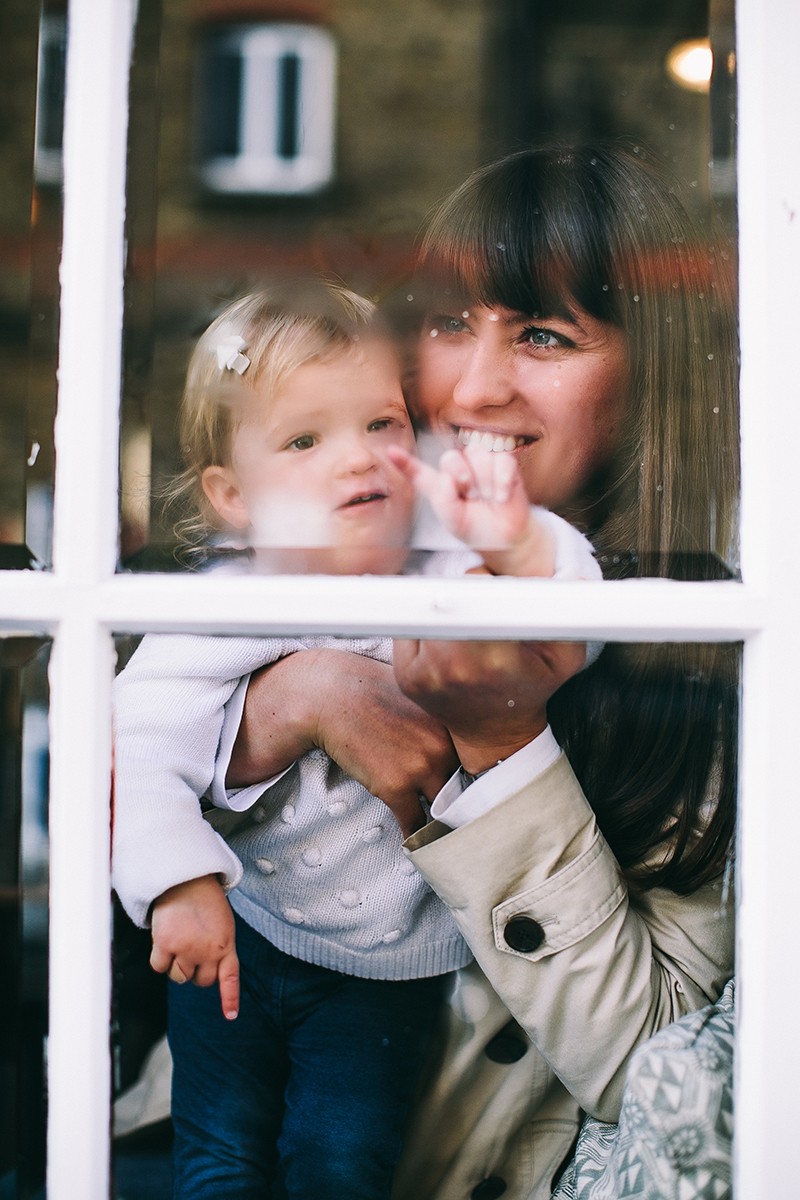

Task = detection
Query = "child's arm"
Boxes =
[389,444,598,579]
[149,874,240,1020]
[113,632,314,1018]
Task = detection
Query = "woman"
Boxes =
[226,142,739,1198]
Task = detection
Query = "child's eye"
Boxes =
[367,418,396,432]
[285,434,316,451]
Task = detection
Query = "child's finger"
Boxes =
[437,449,476,498]
[493,451,518,504]
[389,445,452,504]
[217,950,240,1021]
[149,942,174,976]
[168,960,189,985]
[463,446,506,502]
[385,444,420,480]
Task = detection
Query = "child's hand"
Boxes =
[150,874,240,1020]
[387,444,555,576]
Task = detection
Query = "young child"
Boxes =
[111,279,600,1200]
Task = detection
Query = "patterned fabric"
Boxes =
[552,980,735,1200]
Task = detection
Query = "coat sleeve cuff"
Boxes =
[404,754,626,959]
[491,830,625,961]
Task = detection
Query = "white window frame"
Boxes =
[0,0,797,1193]
[196,22,337,195]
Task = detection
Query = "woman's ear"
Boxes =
[201,465,251,530]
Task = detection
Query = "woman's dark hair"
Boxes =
[417,142,740,893]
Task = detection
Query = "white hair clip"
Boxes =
[215,331,251,375]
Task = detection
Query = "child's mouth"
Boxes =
[339,492,386,509]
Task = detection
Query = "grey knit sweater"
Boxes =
[111,549,474,980]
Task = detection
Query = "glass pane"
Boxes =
[110,635,740,1197]
[119,0,738,581]
[112,2,739,1197]
[0,4,62,570]
[0,639,50,1199]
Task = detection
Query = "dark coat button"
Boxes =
[503,915,545,953]
[485,1029,528,1063]
[471,1178,507,1199]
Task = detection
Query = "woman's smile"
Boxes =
[416,303,628,510]
[454,427,532,453]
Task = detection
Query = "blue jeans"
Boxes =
[167,914,446,1199]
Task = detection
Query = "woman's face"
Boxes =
[415,302,629,511]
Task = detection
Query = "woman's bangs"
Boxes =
[421,185,615,323]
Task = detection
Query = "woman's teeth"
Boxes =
[457,428,526,452]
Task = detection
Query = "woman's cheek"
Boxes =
[415,348,454,422]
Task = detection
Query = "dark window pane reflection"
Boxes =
[0,640,49,1199]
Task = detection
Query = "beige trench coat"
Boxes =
[392,754,733,1200]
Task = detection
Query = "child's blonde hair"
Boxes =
[166,277,384,555]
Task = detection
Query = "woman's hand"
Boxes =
[392,638,587,774]
[228,649,459,836]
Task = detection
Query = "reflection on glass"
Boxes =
[0,640,49,1198]
[0,4,62,569]
[119,0,738,580]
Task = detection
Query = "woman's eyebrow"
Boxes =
[502,308,580,328]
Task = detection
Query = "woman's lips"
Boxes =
[455,427,533,452]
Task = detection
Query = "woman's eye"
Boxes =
[521,326,563,350]
[428,313,468,336]
[286,434,316,451]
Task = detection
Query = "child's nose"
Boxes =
[338,435,379,474]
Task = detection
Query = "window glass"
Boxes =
[108,633,740,1195]
[118,0,738,578]
[0,3,61,569]
[0,639,50,1198]
[0,0,742,1194]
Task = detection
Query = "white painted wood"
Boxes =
[45,1,136,1197]
[734,0,800,1193]
[0,570,760,639]
[0,0,793,1193]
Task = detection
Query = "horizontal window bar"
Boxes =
[0,571,764,640]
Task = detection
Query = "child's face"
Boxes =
[203,339,417,574]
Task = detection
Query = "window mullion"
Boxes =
[97,573,758,641]
[734,0,800,1191]
[47,1,136,1197]
[46,616,116,1199]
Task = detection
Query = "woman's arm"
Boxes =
[227,648,460,837]
[392,636,733,1119]
[392,636,587,773]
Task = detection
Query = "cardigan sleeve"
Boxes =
[111,632,298,927]
[404,752,733,1121]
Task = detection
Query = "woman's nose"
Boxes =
[452,341,515,412]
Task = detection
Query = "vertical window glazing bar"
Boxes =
[735,0,800,1192]
[48,1,135,1196]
